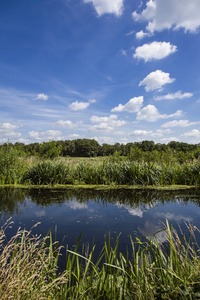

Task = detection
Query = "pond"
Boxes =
[1,187,200,270]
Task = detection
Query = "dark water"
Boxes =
[1,187,200,269]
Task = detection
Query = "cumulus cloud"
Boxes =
[111,96,143,113]
[132,0,200,34]
[136,105,183,122]
[162,120,199,128]
[56,120,82,129]
[89,114,126,133]
[0,123,19,130]
[130,130,153,136]
[83,0,124,16]
[134,41,177,62]
[0,122,21,140]
[155,91,193,101]
[129,128,172,139]
[182,129,200,138]
[69,101,90,111]
[139,70,175,91]
[29,130,63,141]
[90,114,117,123]
[35,93,48,101]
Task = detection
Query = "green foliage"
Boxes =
[39,140,62,159]
[22,160,71,185]
[0,144,27,184]
[20,157,200,186]
[1,220,200,299]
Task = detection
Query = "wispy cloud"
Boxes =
[35,93,48,101]
[162,120,199,128]
[155,91,193,101]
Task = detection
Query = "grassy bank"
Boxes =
[0,146,200,187]
[1,219,200,299]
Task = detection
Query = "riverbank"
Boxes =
[0,183,198,190]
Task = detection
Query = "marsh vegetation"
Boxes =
[0,140,200,187]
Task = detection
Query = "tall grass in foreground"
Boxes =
[1,219,200,299]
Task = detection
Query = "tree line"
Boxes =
[1,139,200,161]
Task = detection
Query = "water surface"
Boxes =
[1,187,200,267]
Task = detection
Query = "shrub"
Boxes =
[0,144,27,184]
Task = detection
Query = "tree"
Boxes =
[39,141,62,159]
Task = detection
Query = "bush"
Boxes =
[0,144,27,184]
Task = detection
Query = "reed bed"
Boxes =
[1,220,200,299]
[21,159,200,186]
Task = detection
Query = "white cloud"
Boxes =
[136,104,183,122]
[133,0,200,34]
[111,96,143,113]
[89,114,126,133]
[162,120,199,128]
[161,137,179,143]
[94,136,115,144]
[90,114,126,127]
[67,134,81,139]
[182,129,200,138]
[83,0,124,16]
[0,122,21,140]
[130,130,153,136]
[0,123,19,130]
[29,130,63,141]
[155,91,193,101]
[90,114,117,123]
[89,123,113,132]
[69,101,90,111]
[134,41,177,62]
[35,93,48,101]
[135,30,151,39]
[138,221,167,243]
[67,200,88,210]
[139,70,175,91]
[56,120,82,129]
[129,128,172,139]
[156,212,192,223]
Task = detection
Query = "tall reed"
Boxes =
[0,145,27,184]
[1,219,200,299]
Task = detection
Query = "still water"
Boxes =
[1,187,200,266]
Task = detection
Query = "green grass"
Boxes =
[0,146,28,184]
[0,150,200,187]
[1,219,200,299]
[22,159,200,187]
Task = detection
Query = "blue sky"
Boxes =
[1,0,200,145]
